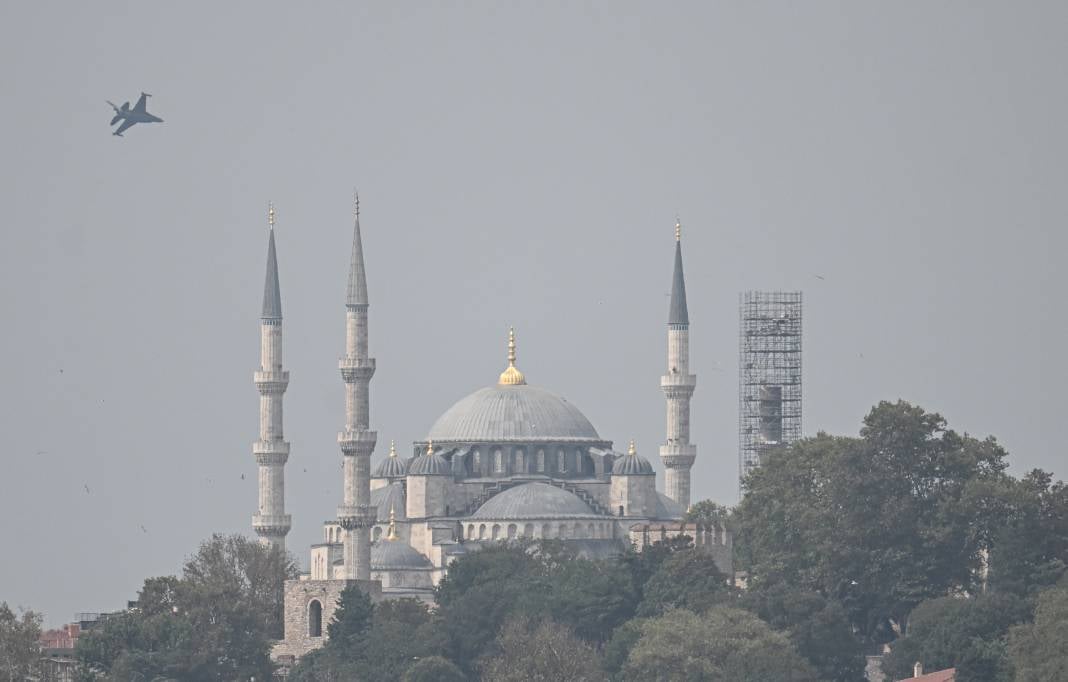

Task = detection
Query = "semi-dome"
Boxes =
[371,540,434,570]
[472,482,600,520]
[373,441,409,479]
[428,385,600,442]
[612,440,654,475]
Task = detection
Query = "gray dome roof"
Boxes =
[373,452,409,479]
[427,385,600,442]
[612,452,654,476]
[409,448,450,476]
[471,482,599,520]
[370,482,407,522]
[371,540,433,570]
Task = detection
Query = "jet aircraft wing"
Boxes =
[133,92,149,113]
[113,119,136,136]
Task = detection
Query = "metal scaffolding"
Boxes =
[739,291,802,490]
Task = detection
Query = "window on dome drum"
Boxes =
[557,450,566,474]
[473,451,481,474]
[542,523,552,538]
[492,524,501,540]
[467,524,474,539]
[494,450,504,474]
[478,524,486,539]
[536,450,545,473]
[308,600,323,638]
[507,524,517,539]
[524,523,534,537]
[515,450,525,472]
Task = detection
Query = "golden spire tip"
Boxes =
[628,439,637,456]
[386,504,398,541]
[268,201,276,229]
[675,217,681,242]
[389,440,396,458]
[426,439,434,456]
[498,326,526,385]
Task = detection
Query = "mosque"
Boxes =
[254,199,730,662]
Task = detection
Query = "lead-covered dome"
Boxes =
[472,482,600,519]
[612,440,654,475]
[428,385,600,442]
[371,540,434,570]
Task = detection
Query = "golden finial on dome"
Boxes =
[268,201,276,229]
[675,216,681,242]
[498,327,527,385]
[426,439,434,456]
[628,439,637,456]
[386,504,398,541]
[389,440,397,458]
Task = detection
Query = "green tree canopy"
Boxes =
[882,593,1031,682]
[1007,583,1068,682]
[736,401,1008,641]
[75,534,298,680]
[0,603,43,682]
[622,607,816,682]
[478,616,606,682]
[636,548,731,617]
[401,655,466,682]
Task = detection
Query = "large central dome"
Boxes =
[427,384,601,442]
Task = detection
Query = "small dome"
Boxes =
[370,482,407,522]
[373,441,409,479]
[472,482,599,520]
[409,442,451,476]
[612,441,654,476]
[371,540,433,570]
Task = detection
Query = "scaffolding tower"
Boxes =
[739,291,802,490]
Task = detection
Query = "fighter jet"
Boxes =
[106,92,163,136]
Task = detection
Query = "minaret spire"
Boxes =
[338,191,377,581]
[252,202,291,549]
[660,218,697,509]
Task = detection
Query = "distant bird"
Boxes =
[813,274,826,281]
[140,525,148,533]
[303,468,307,473]
[58,369,64,374]
[83,484,90,494]
[35,450,47,456]
[241,473,245,480]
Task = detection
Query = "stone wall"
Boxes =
[272,578,382,661]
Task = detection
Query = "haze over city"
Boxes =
[2,2,1065,628]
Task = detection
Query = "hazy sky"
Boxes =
[2,2,1066,626]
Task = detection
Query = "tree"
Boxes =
[736,401,1008,642]
[401,656,466,682]
[740,584,866,682]
[636,548,732,617]
[1007,584,1068,681]
[0,603,43,682]
[623,607,816,681]
[881,593,1029,682]
[75,534,299,680]
[478,616,607,682]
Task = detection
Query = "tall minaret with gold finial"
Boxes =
[337,191,377,580]
[252,202,292,549]
[659,218,697,508]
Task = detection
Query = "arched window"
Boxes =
[472,450,481,474]
[507,524,517,539]
[557,449,566,474]
[373,526,382,541]
[542,523,552,538]
[587,523,595,538]
[536,450,546,473]
[478,524,487,540]
[494,449,504,474]
[575,450,583,474]
[308,600,323,638]
[558,523,568,539]
[523,523,534,537]
[492,524,501,540]
[467,524,475,539]
[515,450,525,473]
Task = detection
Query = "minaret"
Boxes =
[659,219,697,509]
[252,203,292,549]
[337,192,377,580]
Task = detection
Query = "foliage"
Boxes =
[622,607,816,681]
[75,534,298,680]
[401,656,466,682]
[0,602,43,682]
[881,593,1030,682]
[1007,584,1068,681]
[636,548,731,617]
[740,584,866,682]
[602,619,644,677]
[478,616,606,682]
[736,401,1008,642]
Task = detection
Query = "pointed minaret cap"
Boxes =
[498,327,527,385]
[261,202,282,320]
[668,219,689,326]
[346,190,369,307]
[385,504,398,541]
